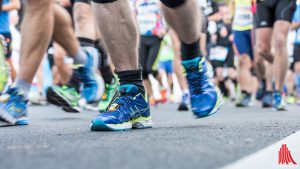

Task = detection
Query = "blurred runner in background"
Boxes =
[255,0,296,110]
[0,0,20,82]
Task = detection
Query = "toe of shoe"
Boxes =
[90,118,111,131]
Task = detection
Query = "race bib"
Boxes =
[234,6,253,27]
[209,46,229,62]
[137,14,157,35]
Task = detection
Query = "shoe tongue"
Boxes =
[118,85,138,95]
[181,57,201,70]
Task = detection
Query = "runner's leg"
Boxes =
[18,0,54,95]
[90,0,151,131]
[161,0,223,117]
[272,21,290,92]
[74,1,97,41]
[255,28,274,107]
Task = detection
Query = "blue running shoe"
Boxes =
[90,85,153,131]
[273,91,286,111]
[74,47,102,103]
[0,87,28,125]
[236,93,251,107]
[262,91,273,108]
[182,57,223,118]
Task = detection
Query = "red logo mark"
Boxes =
[278,144,297,165]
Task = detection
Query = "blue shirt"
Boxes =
[293,3,300,44]
[0,0,11,33]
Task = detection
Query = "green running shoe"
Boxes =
[98,79,119,112]
[0,38,8,92]
[287,94,296,105]
[46,85,81,113]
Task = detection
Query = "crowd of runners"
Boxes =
[0,0,299,131]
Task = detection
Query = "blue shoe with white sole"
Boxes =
[182,57,223,118]
[273,91,286,111]
[90,85,152,131]
[0,87,28,125]
[74,47,101,103]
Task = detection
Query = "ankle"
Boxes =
[116,69,145,96]
[181,40,201,61]
[15,79,31,99]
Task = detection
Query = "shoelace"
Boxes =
[0,88,26,104]
[61,86,79,96]
[186,66,207,93]
[106,89,133,112]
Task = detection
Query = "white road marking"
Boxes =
[222,131,300,169]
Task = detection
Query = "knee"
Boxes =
[257,44,269,58]
[238,56,251,68]
[273,34,287,50]
[54,5,73,27]
[160,0,186,8]
[54,52,65,66]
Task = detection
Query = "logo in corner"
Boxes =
[278,144,297,165]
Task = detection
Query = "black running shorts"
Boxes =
[255,0,296,28]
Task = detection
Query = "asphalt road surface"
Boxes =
[0,102,299,169]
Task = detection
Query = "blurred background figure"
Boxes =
[0,0,20,82]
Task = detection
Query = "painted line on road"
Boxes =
[221,131,300,169]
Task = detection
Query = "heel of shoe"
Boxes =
[132,116,153,129]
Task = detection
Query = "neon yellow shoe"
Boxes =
[287,95,296,105]
[98,78,119,112]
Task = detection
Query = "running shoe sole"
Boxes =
[0,108,28,126]
[262,103,272,108]
[236,103,250,108]
[178,103,189,111]
[46,87,81,113]
[274,106,287,111]
[90,116,153,131]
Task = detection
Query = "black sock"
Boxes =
[116,69,145,96]
[101,66,114,84]
[67,71,82,93]
[241,90,251,96]
[94,39,114,84]
[78,37,95,47]
[261,79,266,88]
[181,39,201,61]
[95,39,107,59]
